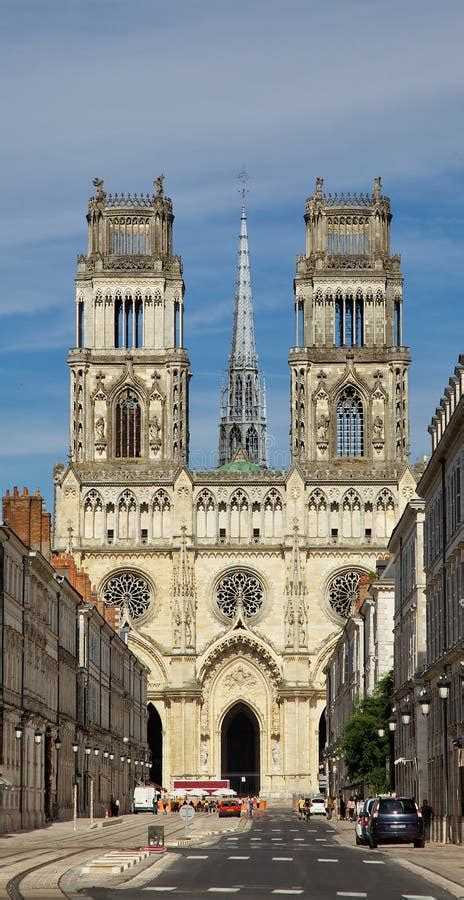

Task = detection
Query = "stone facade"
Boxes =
[0,488,148,834]
[53,177,415,800]
[417,355,464,842]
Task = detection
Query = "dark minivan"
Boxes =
[368,797,424,848]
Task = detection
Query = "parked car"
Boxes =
[218,799,241,818]
[367,797,424,848]
[309,797,326,815]
[355,797,376,845]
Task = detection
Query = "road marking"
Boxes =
[207,890,240,894]
[363,860,384,864]
[272,857,293,861]
[272,828,282,831]
[402,897,437,899]
[228,856,250,860]
[271,837,283,841]
[272,892,304,896]
[315,838,326,841]
[317,858,339,862]
[250,837,261,841]
[143,889,177,893]
[186,855,208,859]
[337,894,367,898]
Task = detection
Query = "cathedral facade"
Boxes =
[53,175,416,800]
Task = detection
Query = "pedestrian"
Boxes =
[347,796,356,821]
[152,794,158,815]
[163,798,168,815]
[326,795,335,820]
[339,795,346,821]
[297,796,305,819]
[114,798,120,816]
[247,797,253,818]
[420,799,434,841]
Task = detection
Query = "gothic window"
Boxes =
[327,570,361,619]
[115,389,141,458]
[215,570,264,619]
[355,294,364,347]
[394,299,401,347]
[77,300,84,348]
[345,296,354,346]
[308,489,328,538]
[342,489,362,538]
[114,296,144,349]
[230,425,241,457]
[376,489,396,538]
[196,490,216,539]
[336,386,364,457]
[103,571,152,621]
[233,375,242,419]
[152,489,171,538]
[135,297,143,347]
[246,426,258,463]
[335,295,343,346]
[263,489,283,538]
[230,489,249,540]
[245,375,253,420]
[117,490,137,539]
[83,489,103,539]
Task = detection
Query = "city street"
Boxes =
[85,811,458,899]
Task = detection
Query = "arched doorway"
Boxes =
[147,704,163,787]
[221,702,260,796]
[318,708,327,795]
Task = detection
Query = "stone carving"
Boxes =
[372,415,385,450]
[200,739,208,766]
[272,738,281,770]
[155,174,164,198]
[223,664,257,692]
[149,415,162,453]
[64,485,77,499]
[95,417,105,441]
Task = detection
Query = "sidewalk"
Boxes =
[331,817,464,899]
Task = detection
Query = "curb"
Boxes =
[395,858,464,899]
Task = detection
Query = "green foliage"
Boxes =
[341,671,393,792]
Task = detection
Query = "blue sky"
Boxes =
[0,0,463,513]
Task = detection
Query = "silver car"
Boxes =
[355,797,376,845]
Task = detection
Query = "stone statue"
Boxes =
[286,606,295,645]
[155,174,164,198]
[298,607,306,644]
[315,176,324,199]
[149,416,161,440]
[92,177,105,201]
[95,417,105,441]
[185,611,192,647]
[272,740,281,767]
[173,612,181,646]
[373,416,384,439]
[200,740,208,765]
[373,176,382,202]
[317,413,329,440]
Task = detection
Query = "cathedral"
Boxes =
[52,175,416,800]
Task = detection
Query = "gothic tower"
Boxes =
[69,176,189,470]
[290,177,410,471]
[219,199,267,466]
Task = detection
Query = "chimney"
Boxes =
[2,487,51,558]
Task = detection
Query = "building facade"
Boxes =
[417,356,464,841]
[52,176,416,800]
[0,488,148,834]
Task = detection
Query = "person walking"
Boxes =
[247,797,253,818]
[347,796,356,821]
[297,796,305,819]
[339,794,346,821]
[326,795,335,820]
[420,799,434,841]
[152,794,158,815]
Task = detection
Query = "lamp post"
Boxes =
[72,738,79,831]
[437,672,451,842]
[388,713,397,793]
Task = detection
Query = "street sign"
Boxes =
[179,804,195,822]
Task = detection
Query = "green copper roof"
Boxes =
[217,458,264,474]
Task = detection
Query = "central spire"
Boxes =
[218,178,267,467]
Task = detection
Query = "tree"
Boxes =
[341,671,393,793]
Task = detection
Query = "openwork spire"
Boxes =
[218,180,267,467]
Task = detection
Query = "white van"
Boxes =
[133,785,158,813]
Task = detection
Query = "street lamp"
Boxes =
[377,724,386,738]
[103,750,109,760]
[94,747,100,757]
[418,689,431,717]
[72,740,79,754]
[437,673,451,700]
[34,730,42,745]
[401,702,411,726]
[85,744,91,756]
[55,734,62,751]
[437,671,451,842]
[15,723,23,740]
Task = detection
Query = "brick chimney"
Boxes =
[2,487,51,558]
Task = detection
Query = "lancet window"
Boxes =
[245,375,254,419]
[196,490,216,539]
[114,295,143,349]
[334,294,364,348]
[229,425,241,457]
[83,489,103,539]
[246,426,258,463]
[152,489,171,538]
[233,375,242,419]
[336,386,364,457]
[77,300,84,348]
[115,389,142,458]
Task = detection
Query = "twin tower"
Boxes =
[65,175,409,476]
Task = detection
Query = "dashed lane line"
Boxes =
[317,858,339,862]
[272,891,304,896]
[207,890,240,894]
[402,896,437,899]
[337,893,367,898]
[143,889,177,893]
[228,856,250,860]
[186,855,209,859]
[363,860,384,864]
[272,857,294,861]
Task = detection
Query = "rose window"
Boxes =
[103,571,151,620]
[327,570,361,618]
[216,570,264,619]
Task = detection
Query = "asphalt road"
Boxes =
[88,810,455,899]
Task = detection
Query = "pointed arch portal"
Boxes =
[221,702,260,796]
